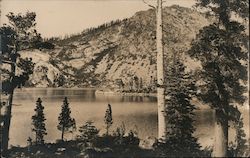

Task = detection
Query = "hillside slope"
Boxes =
[23,5,211,88]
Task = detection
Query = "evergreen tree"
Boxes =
[57,97,76,141]
[129,77,133,91]
[228,107,248,157]
[233,116,247,157]
[77,121,99,147]
[139,77,143,91]
[0,12,39,155]
[189,0,248,156]
[133,76,139,91]
[155,59,200,157]
[104,104,113,135]
[31,98,47,145]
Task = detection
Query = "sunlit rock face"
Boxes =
[21,5,212,88]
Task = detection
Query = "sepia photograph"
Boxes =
[0,0,249,157]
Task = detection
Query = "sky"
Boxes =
[0,0,196,38]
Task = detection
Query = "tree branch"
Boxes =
[142,0,156,9]
[2,60,15,65]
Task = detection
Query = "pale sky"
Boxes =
[0,0,196,38]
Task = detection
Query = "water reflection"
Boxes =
[121,96,156,102]
[14,88,158,103]
[11,88,249,148]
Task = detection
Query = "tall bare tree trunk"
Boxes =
[1,61,16,157]
[156,0,166,141]
[213,110,228,157]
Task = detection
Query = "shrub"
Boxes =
[76,121,99,148]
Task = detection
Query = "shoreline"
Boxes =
[95,90,157,97]
[117,92,157,97]
[14,87,249,110]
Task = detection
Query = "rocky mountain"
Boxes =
[22,5,212,88]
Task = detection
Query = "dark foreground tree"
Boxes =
[57,97,76,141]
[154,59,201,157]
[104,104,113,135]
[189,0,249,156]
[0,11,42,156]
[228,107,248,157]
[32,98,47,145]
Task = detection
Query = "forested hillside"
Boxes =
[22,5,211,88]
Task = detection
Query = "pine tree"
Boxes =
[228,107,248,157]
[77,121,99,147]
[104,104,113,135]
[189,0,248,156]
[139,77,143,91]
[1,12,40,155]
[57,97,76,141]
[155,59,200,157]
[32,98,47,145]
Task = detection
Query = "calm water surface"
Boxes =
[10,88,249,148]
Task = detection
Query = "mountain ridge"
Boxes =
[21,5,211,88]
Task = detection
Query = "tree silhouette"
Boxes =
[155,59,200,157]
[32,98,47,145]
[0,12,41,156]
[77,121,99,147]
[189,0,249,156]
[104,104,113,135]
[57,97,76,141]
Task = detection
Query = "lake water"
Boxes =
[10,88,249,148]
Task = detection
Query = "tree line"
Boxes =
[45,18,128,45]
[6,94,249,157]
[30,97,113,145]
[21,98,143,157]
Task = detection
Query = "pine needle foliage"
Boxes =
[155,59,201,157]
[188,0,248,156]
[190,0,249,122]
[104,104,113,135]
[77,121,99,147]
[57,97,76,141]
[228,107,248,157]
[31,98,47,145]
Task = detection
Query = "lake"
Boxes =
[10,88,249,148]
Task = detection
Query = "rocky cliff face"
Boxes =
[21,5,212,88]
